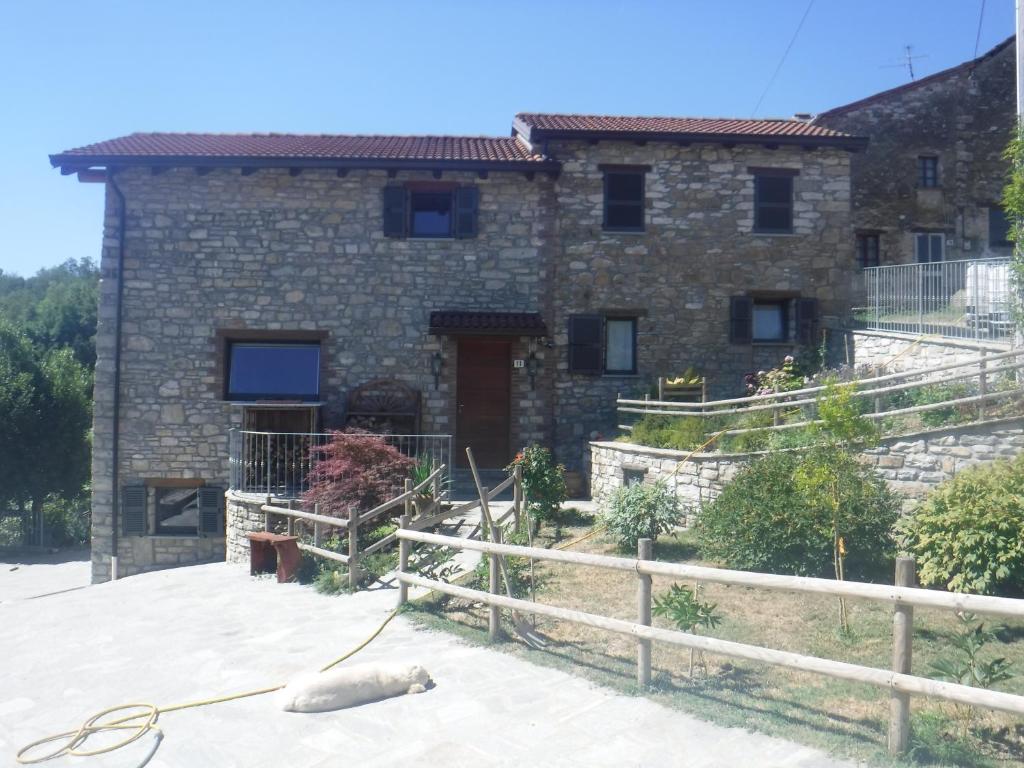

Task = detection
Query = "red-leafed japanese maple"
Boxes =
[303,431,415,518]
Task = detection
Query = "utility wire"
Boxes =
[751,0,815,118]
[973,0,986,58]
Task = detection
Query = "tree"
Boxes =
[0,322,91,532]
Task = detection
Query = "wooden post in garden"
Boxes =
[637,537,653,687]
[488,525,502,642]
[404,478,414,519]
[398,513,411,607]
[979,349,988,421]
[513,464,523,530]
[286,499,294,536]
[889,556,916,755]
[264,495,272,531]
[348,508,360,591]
[313,503,322,548]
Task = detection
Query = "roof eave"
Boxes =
[521,129,868,152]
[49,154,562,176]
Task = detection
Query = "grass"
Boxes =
[408,521,1024,767]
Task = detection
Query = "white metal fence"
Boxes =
[229,429,452,496]
[862,257,1013,342]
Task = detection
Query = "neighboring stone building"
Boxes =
[51,113,866,581]
[816,37,1015,270]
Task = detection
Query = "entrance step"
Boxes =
[450,468,513,502]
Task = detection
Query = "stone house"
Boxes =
[51,113,866,582]
[815,37,1015,270]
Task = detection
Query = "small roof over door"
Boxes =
[428,311,547,337]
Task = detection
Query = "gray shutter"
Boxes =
[121,485,147,536]
[197,487,224,536]
[729,296,753,344]
[454,186,479,238]
[382,186,407,237]
[796,298,818,346]
[568,315,603,374]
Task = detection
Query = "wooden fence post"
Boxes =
[637,537,653,687]
[348,509,360,591]
[313,503,321,548]
[979,349,988,421]
[513,465,523,530]
[286,499,294,536]
[404,478,414,520]
[889,556,916,755]
[264,495,272,531]
[489,525,502,642]
[398,514,410,607]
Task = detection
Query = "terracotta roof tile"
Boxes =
[51,133,552,168]
[515,112,860,144]
[428,311,547,336]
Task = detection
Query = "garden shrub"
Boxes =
[623,415,706,452]
[602,480,681,550]
[908,382,973,427]
[696,450,899,580]
[304,431,415,518]
[896,455,1024,595]
[506,445,567,528]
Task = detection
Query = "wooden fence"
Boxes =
[618,349,1024,437]
[395,529,1024,755]
[261,463,524,589]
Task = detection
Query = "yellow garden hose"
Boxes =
[16,607,401,764]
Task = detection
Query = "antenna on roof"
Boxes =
[882,45,928,81]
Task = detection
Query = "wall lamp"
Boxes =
[525,351,540,390]
[430,351,444,389]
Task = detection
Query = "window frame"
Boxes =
[225,340,322,402]
[989,205,1013,247]
[751,168,797,234]
[603,316,638,375]
[856,232,881,269]
[751,299,790,343]
[601,165,648,233]
[914,232,945,263]
[918,155,939,188]
[153,483,203,537]
[408,188,455,239]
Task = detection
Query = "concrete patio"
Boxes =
[1,561,861,767]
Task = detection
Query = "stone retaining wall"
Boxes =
[851,330,1007,375]
[591,416,1024,519]
[225,490,271,564]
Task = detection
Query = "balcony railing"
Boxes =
[861,257,1013,342]
[228,430,453,497]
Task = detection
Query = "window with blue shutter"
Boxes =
[568,315,604,374]
[454,186,479,238]
[197,487,225,536]
[121,485,147,536]
[796,298,818,346]
[382,186,407,237]
[729,296,754,344]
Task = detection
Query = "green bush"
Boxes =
[909,382,973,427]
[896,456,1024,595]
[602,480,681,550]
[42,494,90,547]
[695,451,899,579]
[623,415,706,452]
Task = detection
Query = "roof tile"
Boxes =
[515,112,855,140]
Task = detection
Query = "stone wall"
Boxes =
[851,329,1007,375]
[817,39,1015,266]
[225,491,267,564]
[548,140,856,474]
[591,416,1024,518]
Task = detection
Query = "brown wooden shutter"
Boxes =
[121,485,147,536]
[796,298,818,345]
[729,296,753,344]
[454,186,479,238]
[568,315,603,374]
[197,487,224,536]
[382,186,407,237]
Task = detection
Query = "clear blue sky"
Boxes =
[0,0,1013,277]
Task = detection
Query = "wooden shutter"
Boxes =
[454,186,479,238]
[382,186,407,237]
[197,487,224,536]
[121,485,147,536]
[568,315,603,374]
[796,298,818,346]
[729,296,753,344]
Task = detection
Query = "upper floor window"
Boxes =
[918,156,939,188]
[226,342,320,401]
[751,168,797,234]
[383,185,479,239]
[856,233,880,268]
[989,205,1013,247]
[601,166,647,232]
[729,295,817,345]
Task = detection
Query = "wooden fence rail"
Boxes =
[395,527,1024,754]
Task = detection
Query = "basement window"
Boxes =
[155,486,200,536]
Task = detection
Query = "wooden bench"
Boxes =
[246,531,301,583]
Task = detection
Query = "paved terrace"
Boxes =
[0,560,860,767]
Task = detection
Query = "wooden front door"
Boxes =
[456,338,511,468]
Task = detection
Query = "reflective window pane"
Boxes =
[228,343,320,400]
[605,318,636,372]
[753,303,786,341]
[155,487,199,535]
[409,191,453,237]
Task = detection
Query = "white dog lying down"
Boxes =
[279,662,432,713]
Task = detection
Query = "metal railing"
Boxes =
[229,429,452,496]
[861,257,1013,342]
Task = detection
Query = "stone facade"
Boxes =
[541,140,856,477]
[591,416,1024,518]
[816,38,1015,267]
[79,118,859,582]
